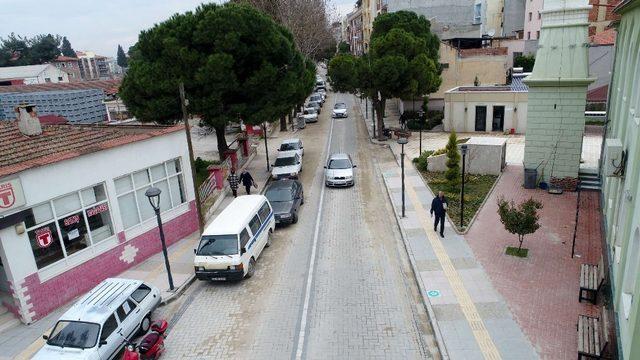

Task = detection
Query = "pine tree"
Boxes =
[60,36,76,57]
[116,45,128,68]
[445,131,460,187]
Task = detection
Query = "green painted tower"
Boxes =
[523,0,595,182]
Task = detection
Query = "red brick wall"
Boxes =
[20,201,198,322]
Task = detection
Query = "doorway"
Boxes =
[492,106,505,131]
[475,106,487,131]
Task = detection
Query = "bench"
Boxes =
[579,256,605,304]
[578,311,610,359]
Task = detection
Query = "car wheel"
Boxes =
[292,212,298,224]
[265,232,273,248]
[137,314,151,336]
[245,258,256,278]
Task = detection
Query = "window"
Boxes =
[25,184,114,269]
[249,215,261,235]
[258,203,271,223]
[538,12,541,19]
[528,12,532,21]
[100,315,118,341]
[440,63,449,69]
[116,299,137,322]
[115,159,186,229]
[473,3,482,24]
[527,31,531,40]
[131,284,152,303]
[44,78,51,83]
[536,31,540,39]
[240,229,251,248]
[58,76,63,81]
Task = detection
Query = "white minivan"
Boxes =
[194,195,276,281]
[34,278,161,360]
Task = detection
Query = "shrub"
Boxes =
[445,131,460,186]
[413,150,433,171]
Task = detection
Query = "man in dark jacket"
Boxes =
[430,191,448,237]
[239,171,255,195]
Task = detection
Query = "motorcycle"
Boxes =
[122,320,168,360]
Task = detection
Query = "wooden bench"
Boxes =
[578,311,610,359]
[579,256,605,304]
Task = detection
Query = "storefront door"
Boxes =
[475,106,487,131]
[492,106,505,131]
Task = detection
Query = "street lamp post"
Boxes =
[263,122,270,172]
[460,145,468,229]
[398,137,409,217]
[145,187,175,291]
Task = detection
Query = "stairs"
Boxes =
[579,169,602,191]
[0,300,20,334]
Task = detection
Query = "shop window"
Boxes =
[24,183,115,269]
[115,159,187,230]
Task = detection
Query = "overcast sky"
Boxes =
[0,0,357,58]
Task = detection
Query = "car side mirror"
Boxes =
[353,165,357,168]
[300,146,303,149]
[193,249,196,254]
[241,247,247,255]
[42,335,49,340]
[323,166,327,169]
[99,340,108,347]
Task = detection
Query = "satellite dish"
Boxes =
[487,29,496,37]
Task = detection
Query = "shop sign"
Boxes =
[63,214,81,226]
[87,203,109,217]
[0,178,26,214]
[35,227,53,248]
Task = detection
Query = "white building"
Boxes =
[0,64,69,85]
[0,104,198,324]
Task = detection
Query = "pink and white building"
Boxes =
[524,0,544,40]
[0,105,198,324]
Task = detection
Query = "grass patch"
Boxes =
[505,246,529,257]
[194,157,216,188]
[419,170,498,231]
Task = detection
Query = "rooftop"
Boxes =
[204,195,266,235]
[0,64,52,81]
[449,73,530,93]
[0,121,183,178]
[587,84,609,103]
[589,28,617,45]
[0,79,121,95]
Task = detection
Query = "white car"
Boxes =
[34,278,160,360]
[278,138,304,158]
[309,94,324,105]
[332,102,348,118]
[302,107,318,123]
[324,153,356,187]
[272,152,303,180]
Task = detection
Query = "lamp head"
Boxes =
[397,137,408,145]
[145,187,162,211]
[461,144,468,155]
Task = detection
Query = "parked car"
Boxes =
[332,102,348,118]
[324,153,356,187]
[264,179,304,225]
[302,108,318,123]
[310,93,324,105]
[272,152,303,179]
[315,80,326,91]
[316,88,327,99]
[306,100,321,113]
[34,278,161,360]
[278,138,304,158]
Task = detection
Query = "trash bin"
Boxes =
[297,116,306,129]
[524,168,537,189]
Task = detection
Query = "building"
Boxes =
[524,0,543,42]
[345,6,364,55]
[0,65,69,86]
[443,73,529,133]
[503,0,527,38]
[0,89,107,124]
[0,105,198,324]
[588,28,617,92]
[588,0,622,35]
[50,56,82,82]
[77,51,113,80]
[600,0,640,357]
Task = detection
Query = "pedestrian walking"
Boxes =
[430,191,448,237]
[240,170,256,195]
[228,168,240,198]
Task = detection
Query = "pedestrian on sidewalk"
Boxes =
[430,191,448,237]
[240,170,256,195]
[228,168,240,198]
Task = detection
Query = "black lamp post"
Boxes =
[398,137,408,217]
[145,187,175,291]
[460,144,468,229]
[263,122,270,172]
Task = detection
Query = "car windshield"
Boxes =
[280,143,299,151]
[328,158,352,169]
[334,103,347,109]
[47,321,100,349]
[305,108,317,115]
[266,188,294,202]
[274,156,297,167]
[310,95,321,101]
[197,235,238,256]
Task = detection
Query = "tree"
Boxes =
[338,41,350,54]
[514,54,535,72]
[497,197,543,251]
[120,3,313,160]
[444,131,460,186]
[0,33,61,66]
[116,45,128,68]
[60,37,77,57]
[328,11,441,140]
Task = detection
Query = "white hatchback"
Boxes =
[324,153,356,187]
[278,138,304,158]
[272,152,303,179]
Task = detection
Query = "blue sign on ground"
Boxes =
[427,290,441,298]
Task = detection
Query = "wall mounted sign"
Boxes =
[0,178,26,214]
[35,227,53,248]
[87,203,109,217]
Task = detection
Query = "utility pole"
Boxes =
[263,123,270,172]
[179,82,204,234]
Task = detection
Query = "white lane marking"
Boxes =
[295,100,336,360]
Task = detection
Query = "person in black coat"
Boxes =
[430,191,448,237]
[239,171,255,195]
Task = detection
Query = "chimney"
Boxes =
[15,103,42,136]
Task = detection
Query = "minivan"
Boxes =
[34,278,161,360]
[194,195,276,281]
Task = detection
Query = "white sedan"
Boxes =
[332,102,348,118]
[272,153,303,180]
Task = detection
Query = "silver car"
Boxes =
[324,153,356,187]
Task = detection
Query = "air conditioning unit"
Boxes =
[604,138,623,177]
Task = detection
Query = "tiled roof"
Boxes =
[0,79,121,94]
[510,73,530,92]
[53,56,79,62]
[589,28,617,45]
[39,114,69,125]
[587,84,608,102]
[0,64,51,81]
[0,121,183,178]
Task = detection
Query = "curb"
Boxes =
[381,173,450,360]
[159,274,196,306]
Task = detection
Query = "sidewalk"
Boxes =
[3,128,281,360]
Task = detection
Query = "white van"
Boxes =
[194,195,276,281]
[34,278,161,360]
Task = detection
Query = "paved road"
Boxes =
[160,90,440,359]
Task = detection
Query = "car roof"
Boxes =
[276,151,298,159]
[328,153,350,160]
[59,278,145,324]
[282,138,300,144]
[204,195,268,235]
